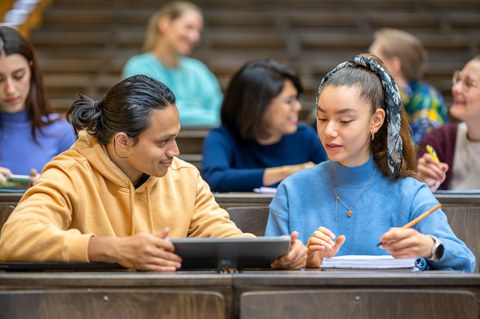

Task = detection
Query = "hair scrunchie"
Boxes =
[315,55,403,177]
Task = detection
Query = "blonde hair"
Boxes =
[143,1,201,52]
[373,28,427,82]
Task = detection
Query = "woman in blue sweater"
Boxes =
[0,27,76,185]
[202,59,327,192]
[265,54,475,271]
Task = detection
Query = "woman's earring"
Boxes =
[371,131,375,141]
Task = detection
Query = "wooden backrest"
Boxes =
[443,206,480,272]
[0,204,16,230]
[240,289,478,319]
[227,206,270,236]
[0,289,225,319]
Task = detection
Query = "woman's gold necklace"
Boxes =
[329,162,377,220]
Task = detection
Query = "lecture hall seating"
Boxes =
[2,0,473,162]
[20,0,480,114]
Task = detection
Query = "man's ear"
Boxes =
[113,132,131,157]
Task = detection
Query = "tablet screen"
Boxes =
[169,237,291,270]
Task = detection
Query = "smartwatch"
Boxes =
[429,236,444,262]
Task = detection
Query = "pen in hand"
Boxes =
[377,203,443,247]
[426,145,440,163]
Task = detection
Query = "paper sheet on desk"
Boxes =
[434,189,480,195]
[253,187,277,194]
[322,255,418,269]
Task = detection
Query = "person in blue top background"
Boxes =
[265,53,475,272]
[202,59,327,192]
[0,26,76,185]
[121,1,222,127]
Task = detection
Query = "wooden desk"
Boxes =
[0,270,479,319]
[0,193,22,229]
[214,192,273,209]
[215,192,480,209]
[2,192,480,272]
[234,270,480,319]
[0,271,232,319]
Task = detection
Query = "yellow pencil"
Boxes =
[377,203,442,247]
[426,145,440,163]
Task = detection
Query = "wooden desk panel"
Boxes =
[214,193,273,209]
[240,289,477,319]
[444,206,480,272]
[0,272,232,319]
[1,271,480,319]
[176,127,210,155]
[0,289,225,319]
[233,270,480,319]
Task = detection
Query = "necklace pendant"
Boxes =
[347,210,352,218]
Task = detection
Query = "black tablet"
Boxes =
[169,237,291,269]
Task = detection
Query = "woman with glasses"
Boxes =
[417,55,480,191]
[202,59,327,192]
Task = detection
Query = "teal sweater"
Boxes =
[122,53,222,127]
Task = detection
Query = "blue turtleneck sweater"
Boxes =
[265,157,475,272]
[0,111,76,175]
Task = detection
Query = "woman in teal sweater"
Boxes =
[122,1,222,127]
[265,54,475,271]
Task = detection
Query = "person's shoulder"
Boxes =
[390,175,432,197]
[296,123,318,136]
[424,122,458,139]
[41,114,74,132]
[124,52,156,67]
[206,125,234,141]
[170,156,200,172]
[42,146,89,177]
[181,56,207,67]
[283,160,327,184]
[410,81,437,92]
[180,57,214,74]
[207,125,230,136]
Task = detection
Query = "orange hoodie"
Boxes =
[0,132,252,262]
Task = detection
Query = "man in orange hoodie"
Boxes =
[0,75,306,271]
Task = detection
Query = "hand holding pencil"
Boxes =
[378,204,443,259]
[417,145,448,191]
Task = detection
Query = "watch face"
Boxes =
[435,243,445,259]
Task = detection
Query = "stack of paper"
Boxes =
[321,255,418,269]
[253,186,277,194]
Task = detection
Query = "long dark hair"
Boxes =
[0,26,53,142]
[317,53,416,179]
[67,75,176,145]
[221,59,303,141]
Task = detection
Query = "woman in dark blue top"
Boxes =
[202,59,326,192]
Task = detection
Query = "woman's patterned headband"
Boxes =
[315,55,403,177]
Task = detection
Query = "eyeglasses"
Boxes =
[452,70,478,91]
